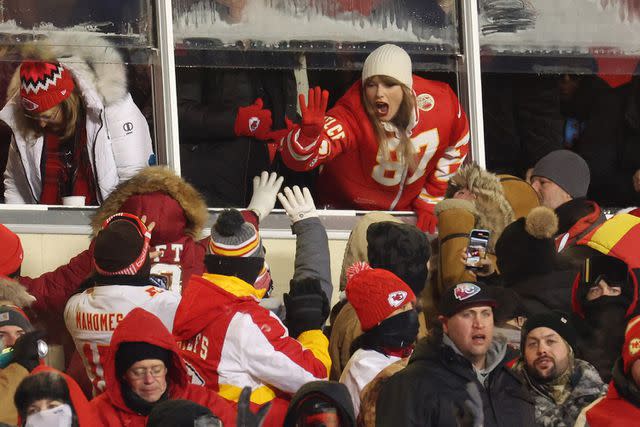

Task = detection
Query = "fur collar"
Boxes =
[443,163,514,251]
[91,167,208,239]
[6,33,127,108]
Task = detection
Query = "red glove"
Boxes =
[234,98,273,140]
[298,86,329,147]
[416,205,438,234]
[264,117,295,145]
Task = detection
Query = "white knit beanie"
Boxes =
[362,44,413,89]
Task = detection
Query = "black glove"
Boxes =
[12,330,46,372]
[283,277,330,338]
[237,386,271,427]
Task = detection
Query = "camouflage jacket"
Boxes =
[514,358,607,427]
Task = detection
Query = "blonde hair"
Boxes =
[362,75,417,170]
[59,91,82,140]
[26,89,83,141]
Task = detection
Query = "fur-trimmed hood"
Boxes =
[6,33,127,106]
[4,33,128,136]
[441,163,514,250]
[91,166,208,242]
[0,276,36,308]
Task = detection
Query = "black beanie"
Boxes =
[115,342,171,377]
[496,207,559,284]
[147,399,218,427]
[14,371,71,419]
[94,215,151,279]
[366,221,430,295]
[520,311,577,352]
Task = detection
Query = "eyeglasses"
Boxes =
[127,364,166,379]
[24,107,62,124]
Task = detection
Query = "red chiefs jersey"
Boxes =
[280,75,469,215]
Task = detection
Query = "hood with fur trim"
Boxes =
[0,276,36,308]
[6,33,127,105]
[91,166,208,243]
[4,33,128,136]
[441,163,514,251]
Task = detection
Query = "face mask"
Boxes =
[363,309,419,350]
[26,404,73,427]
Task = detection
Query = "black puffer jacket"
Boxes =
[376,330,535,427]
[177,67,298,206]
[510,269,578,317]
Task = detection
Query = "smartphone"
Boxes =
[465,229,490,270]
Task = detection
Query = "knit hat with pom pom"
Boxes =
[495,206,560,284]
[204,209,265,286]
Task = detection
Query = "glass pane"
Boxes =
[173,0,461,65]
[479,1,640,73]
[0,54,156,205]
[480,2,640,209]
[0,0,153,48]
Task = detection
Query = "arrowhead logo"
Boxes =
[453,283,481,301]
[21,97,39,111]
[388,291,408,308]
[249,117,260,133]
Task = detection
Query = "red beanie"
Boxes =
[623,315,640,373]
[20,61,75,113]
[346,268,416,331]
[0,224,23,276]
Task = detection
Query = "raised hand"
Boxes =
[247,171,285,221]
[299,86,329,142]
[277,186,317,224]
[235,98,274,140]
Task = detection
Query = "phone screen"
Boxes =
[465,229,490,268]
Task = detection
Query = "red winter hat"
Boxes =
[0,224,23,276]
[20,61,75,113]
[623,315,640,373]
[346,267,416,331]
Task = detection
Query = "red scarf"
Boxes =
[39,122,96,205]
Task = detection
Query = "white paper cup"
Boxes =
[62,196,86,206]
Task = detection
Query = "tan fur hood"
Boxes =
[444,163,514,250]
[91,167,208,239]
[0,276,36,308]
[6,33,127,106]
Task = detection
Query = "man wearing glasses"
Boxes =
[90,308,237,426]
[1,36,153,205]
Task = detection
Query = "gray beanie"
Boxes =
[0,305,33,333]
[208,209,264,258]
[532,150,590,198]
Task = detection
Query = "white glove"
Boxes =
[247,171,284,221]
[277,186,318,223]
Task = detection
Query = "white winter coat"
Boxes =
[1,37,153,204]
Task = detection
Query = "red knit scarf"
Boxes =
[40,122,96,205]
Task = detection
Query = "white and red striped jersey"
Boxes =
[63,284,180,395]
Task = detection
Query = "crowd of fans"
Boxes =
[2,148,640,426]
[1,33,640,427]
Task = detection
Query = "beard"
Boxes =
[527,356,560,383]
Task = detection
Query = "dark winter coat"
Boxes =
[562,76,640,207]
[514,358,606,426]
[177,67,297,207]
[483,73,564,177]
[375,330,536,427]
[509,268,578,317]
